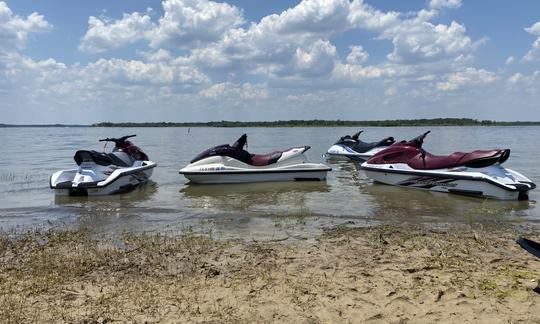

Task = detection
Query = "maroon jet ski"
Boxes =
[361,131,535,200]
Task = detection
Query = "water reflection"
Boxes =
[181,181,331,213]
[363,183,530,222]
[53,182,163,233]
[54,181,158,207]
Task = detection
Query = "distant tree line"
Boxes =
[91,118,540,128]
[0,124,87,128]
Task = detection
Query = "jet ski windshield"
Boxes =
[401,131,430,147]
[232,134,248,150]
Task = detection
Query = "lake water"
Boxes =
[1,126,539,240]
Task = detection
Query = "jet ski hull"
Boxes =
[50,162,156,196]
[181,166,330,184]
[361,163,535,200]
[326,145,387,162]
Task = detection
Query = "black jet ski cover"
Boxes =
[517,238,540,259]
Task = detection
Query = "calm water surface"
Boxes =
[0,126,539,239]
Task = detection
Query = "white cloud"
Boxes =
[79,0,244,53]
[7,0,529,123]
[142,49,173,62]
[83,58,209,86]
[348,0,400,30]
[346,45,369,64]
[505,56,515,65]
[149,0,244,49]
[385,86,397,96]
[436,67,497,91]
[261,0,351,37]
[200,82,267,100]
[383,16,475,63]
[287,40,337,77]
[332,62,415,83]
[523,22,540,62]
[428,0,462,10]
[0,1,51,50]
[507,71,540,93]
[79,12,153,53]
[525,21,540,35]
[348,1,476,64]
[190,0,352,78]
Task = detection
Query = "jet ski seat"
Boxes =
[74,150,133,167]
[354,137,395,153]
[251,151,283,166]
[407,149,510,170]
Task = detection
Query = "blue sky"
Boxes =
[1,0,540,123]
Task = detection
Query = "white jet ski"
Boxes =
[179,134,331,184]
[326,131,395,161]
[50,135,157,196]
[361,131,535,200]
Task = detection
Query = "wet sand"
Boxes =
[1,224,539,323]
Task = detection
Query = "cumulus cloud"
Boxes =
[505,56,515,65]
[287,40,337,77]
[187,0,479,84]
[385,19,475,63]
[200,82,267,100]
[84,57,209,86]
[523,22,540,62]
[0,1,51,50]
[190,0,352,79]
[77,0,480,86]
[79,12,153,53]
[507,71,540,94]
[79,0,244,53]
[332,62,415,83]
[149,0,244,49]
[348,1,475,64]
[346,45,369,64]
[436,67,497,91]
[261,0,351,37]
[385,86,397,96]
[428,0,462,10]
[6,0,521,123]
[348,0,400,30]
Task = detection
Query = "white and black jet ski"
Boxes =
[179,134,331,184]
[361,131,535,200]
[50,135,156,196]
[326,131,395,161]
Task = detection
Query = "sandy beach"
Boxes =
[1,224,539,323]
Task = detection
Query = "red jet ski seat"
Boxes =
[407,149,510,170]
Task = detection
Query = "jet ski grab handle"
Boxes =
[99,134,137,144]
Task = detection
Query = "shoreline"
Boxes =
[4,118,540,128]
[1,223,539,322]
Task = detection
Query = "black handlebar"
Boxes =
[99,134,136,143]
